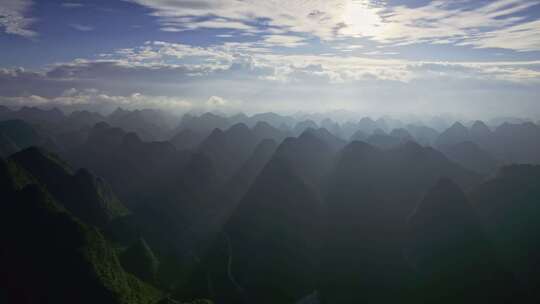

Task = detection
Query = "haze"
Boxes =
[1,0,540,119]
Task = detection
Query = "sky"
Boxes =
[1,0,540,119]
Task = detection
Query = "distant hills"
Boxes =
[2,106,540,303]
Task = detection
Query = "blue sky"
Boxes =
[1,0,540,118]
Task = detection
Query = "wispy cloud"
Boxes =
[126,0,540,52]
[70,24,95,31]
[61,2,84,8]
[0,0,36,38]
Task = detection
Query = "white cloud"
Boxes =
[0,0,36,38]
[127,0,540,51]
[0,88,193,112]
[262,35,307,48]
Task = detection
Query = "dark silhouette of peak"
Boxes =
[106,108,172,141]
[302,127,346,151]
[366,133,401,149]
[10,147,127,227]
[207,156,322,303]
[179,112,230,137]
[321,118,343,138]
[339,140,380,161]
[0,104,12,113]
[87,122,127,147]
[323,140,416,303]
[472,164,540,299]
[252,121,288,143]
[250,112,295,128]
[109,107,130,118]
[394,140,424,155]
[228,122,251,135]
[0,181,158,304]
[0,132,19,157]
[273,130,335,193]
[198,123,260,179]
[225,139,278,203]
[293,120,318,136]
[390,128,414,141]
[408,178,518,303]
[410,178,475,226]
[123,132,143,146]
[373,128,386,135]
[94,121,111,129]
[435,121,471,147]
[349,129,368,142]
[358,116,378,133]
[120,238,159,284]
[470,120,491,137]
[376,117,389,132]
[17,106,66,123]
[492,122,540,164]
[0,119,46,154]
[170,128,204,151]
[440,141,498,175]
[406,124,439,146]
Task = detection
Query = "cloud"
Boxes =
[371,0,540,51]
[126,0,540,51]
[262,35,307,48]
[0,88,193,113]
[70,24,95,31]
[61,3,84,8]
[0,0,36,38]
[1,39,540,117]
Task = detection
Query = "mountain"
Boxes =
[170,129,205,151]
[405,124,439,146]
[322,141,416,303]
[472,165,540,299]
[357,117,378,134]
[0,158,160,304]
[349,129,368,142]
[178,113,230,137]
[408,179,518,304]
[224,139,278,203]
[366,133,402,149]
[10,147,128,228]
[439,141,498,175]
[491,122,540,164]
[0,132,19,157]
[107,108,175,141]
[0,119,48,156]
[198,123,260,179]
[390,128,415,142]
[121,238,160,284]
[320,118,343,138]
[469,120,492,142]
[248,112,296,128]
[195,157,323,304]
[435,122,471,147]
[293,120,318,136]
[252,121,289,143]
[273,130,337,193]
[303,128,346,151]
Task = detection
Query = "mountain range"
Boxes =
[2,106,540,303]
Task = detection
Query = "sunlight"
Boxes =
[340,0,385,38]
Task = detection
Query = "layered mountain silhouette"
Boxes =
[1,106,540,304]
[408,179,519,304]
[472,165,540,300]
[0,156,160,304]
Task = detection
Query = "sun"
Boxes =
[340,0,385,38]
